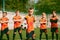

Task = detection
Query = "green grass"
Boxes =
[1,28,60,40]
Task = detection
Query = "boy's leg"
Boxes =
[56,33,58,40]
[1,31,4,40]
[32,31,35,40]
[40,29,42,40]
[52,32,54,40]
[40,33,42,40]
[55,28,58,40]
[45,29,48,40]
[6,32,9,40]
[13,28,17,40]
[6,28,9,40]
[18,27,22,40]
[45,33,48,40]
[26,31,31,40]
[26,31,35,40]
[26,33,29,40]
[51,28,54,40]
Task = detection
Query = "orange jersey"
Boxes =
[1,17,9,30]
[40,18,47,29]
[25,15,35,33]
[50,17,58,28]
[13,15,22,28]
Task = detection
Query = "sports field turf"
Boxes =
[0,28,60,40]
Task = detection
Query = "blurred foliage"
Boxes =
[0,0,28,12]
[35,0,60,14]
[0,0,60,14]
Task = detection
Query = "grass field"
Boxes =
[0,28,60,40]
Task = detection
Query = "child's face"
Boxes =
[42,12,46,18]
[3,13,7,17]
[52,11,56,16]
[16,11,19,15]
[29,9,34,15]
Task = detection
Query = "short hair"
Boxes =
[52,10,56,13]
[3,12,7,15]
[29,7,33,10]
[15,10,19,13]
[28,7,33,12]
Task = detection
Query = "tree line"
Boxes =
[0,0,60,14]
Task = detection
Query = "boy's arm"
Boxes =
[50,19,53,22]
[53,19,58,23]
[33,17,35,22]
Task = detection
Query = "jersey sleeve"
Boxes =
[33,16,35,22]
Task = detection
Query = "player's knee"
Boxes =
[7,32,9,34]
[14,32,16,34]
[55,32,58,34]
[32,34,36,39]
[19,30,22,33]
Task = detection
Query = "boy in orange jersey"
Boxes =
[50,11,58,40]
[0,12,9,40]
[39,12,48,40]
[13,10,22,40]
[25,8,35,40]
